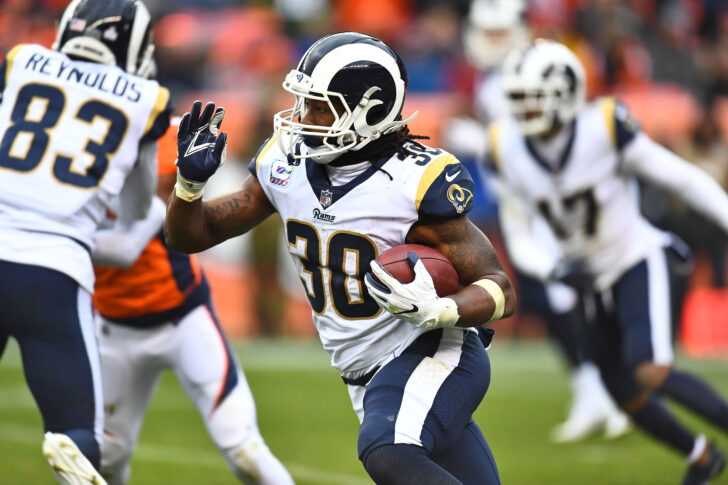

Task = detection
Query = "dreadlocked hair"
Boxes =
[391,125,431,160]
[371,126,429,181]
[327,126,430,181]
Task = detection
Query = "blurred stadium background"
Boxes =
[1,0,728,483]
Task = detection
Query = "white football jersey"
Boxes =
[0,44,170,291]
[471,68,564,280]
[487,97,667,290]
[250,137,476,378]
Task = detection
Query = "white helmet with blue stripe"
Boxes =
[274,32,417,164]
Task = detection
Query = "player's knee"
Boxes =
[363,444,461,485]
[100,432,133,485]
[634,362,671,390]
[599,370,643,410]
[363,444,421,484]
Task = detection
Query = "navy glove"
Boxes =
[175,101,227,201]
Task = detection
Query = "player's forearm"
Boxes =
[410,217,517,326]
[164,194,215,253]
[165,177,276,253]
[451,272,516,327]
[93,197,166,267]
[624,134,728,233]
[445,222,517,326]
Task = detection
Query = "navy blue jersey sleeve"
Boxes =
[417,155,475,219]
[614,99,640,150]
[248,136,276,179]
[247,156,257,178]
[141,86,173,144]
[601,97,640,151]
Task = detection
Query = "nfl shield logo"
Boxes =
[319,189,333,208]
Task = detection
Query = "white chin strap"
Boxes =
[60,37,116,66]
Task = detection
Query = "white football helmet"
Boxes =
[463,0,530,71]
[273,32,416,164]
[53,0,155,77]
[500,39,586,136]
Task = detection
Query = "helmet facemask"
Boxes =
[501,40,586,136]
[504,77,569,136]
[274,70,359,164]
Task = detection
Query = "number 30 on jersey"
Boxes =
[287,219,382,320]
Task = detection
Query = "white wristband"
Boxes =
[175,170,206,202]
[437,297,460,327]
[472,279,506,323]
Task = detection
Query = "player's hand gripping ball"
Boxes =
[364,244,460,329]
[372,244,459,296]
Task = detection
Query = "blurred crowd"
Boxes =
[2,0,727,335]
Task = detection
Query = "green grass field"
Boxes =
[1,338,727,485]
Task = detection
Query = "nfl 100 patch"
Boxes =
[270,159,293,187]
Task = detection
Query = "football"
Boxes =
[375,244,459,297]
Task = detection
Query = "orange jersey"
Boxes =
[93,119,210,325]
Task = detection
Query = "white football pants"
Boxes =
[95,304,294,485]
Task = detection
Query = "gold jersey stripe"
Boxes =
[4,44,27,87]
[487,123,501,173]
[599,96,617,148]
[415,153,458,211]
[143,86,170,136]
[255,136,277,174]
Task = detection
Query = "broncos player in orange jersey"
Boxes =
[91,119,294,485]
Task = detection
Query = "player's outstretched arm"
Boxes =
[406,215,516,327]
[622,132,728,234]
[165,175,274,253]
[164,101,275,253]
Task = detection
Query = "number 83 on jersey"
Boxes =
[0,82,128,189]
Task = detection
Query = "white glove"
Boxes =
[364,252,459,330]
